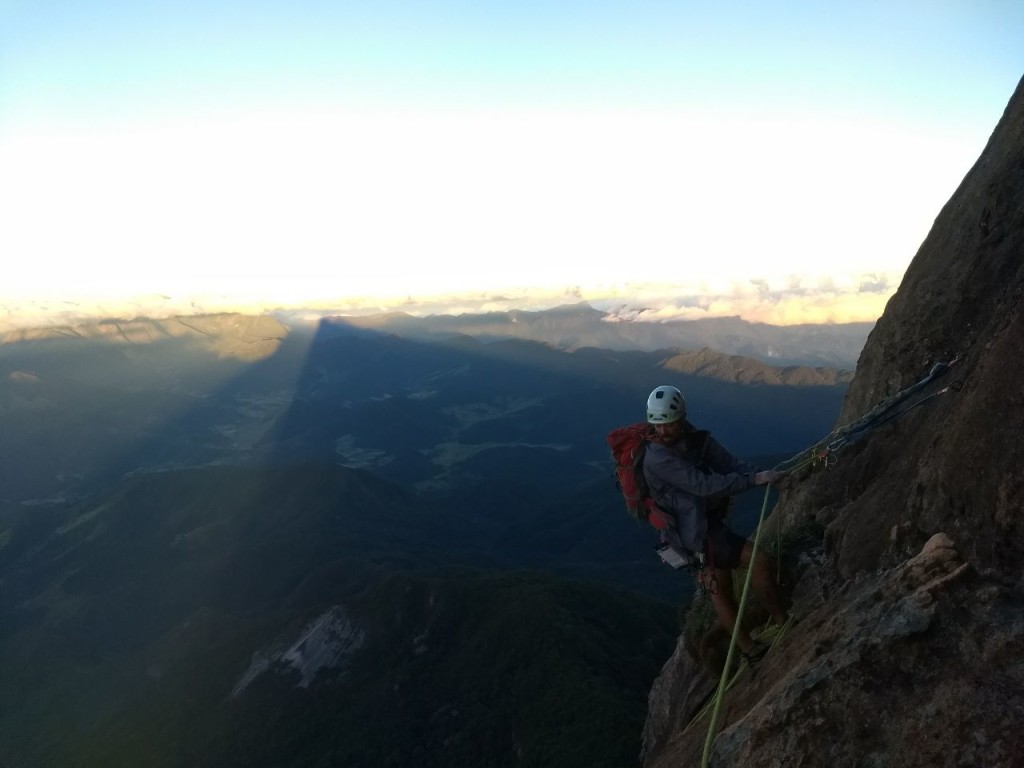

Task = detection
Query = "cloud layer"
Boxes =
[0,272,896,333]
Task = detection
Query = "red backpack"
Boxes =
[606,423,674,531]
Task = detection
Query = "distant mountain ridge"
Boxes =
[661,347,853,386]
[317,302,871,368]
[1,304,868,368]
[0,313,287,361]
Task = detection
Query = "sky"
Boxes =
[1,1,1022,330]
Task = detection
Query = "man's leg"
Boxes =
[739,541,789,626]
[706,567,756,653]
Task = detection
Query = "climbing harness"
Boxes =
[694,358,963,767]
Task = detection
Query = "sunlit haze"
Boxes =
[2,2,1022,330]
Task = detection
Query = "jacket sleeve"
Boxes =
[701,434,760,476]
[645,443,756,498]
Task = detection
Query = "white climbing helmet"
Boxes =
[646,385,686,424]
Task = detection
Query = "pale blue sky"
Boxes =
[5,2,1018,119]
[2,1,1023,328]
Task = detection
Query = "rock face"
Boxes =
[642,75,1024,767]
[232,606,367,697]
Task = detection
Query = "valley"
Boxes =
[0,307,853,766]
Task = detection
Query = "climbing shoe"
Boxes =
[742,641,770,665]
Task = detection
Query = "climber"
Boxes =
[642,385,789,662]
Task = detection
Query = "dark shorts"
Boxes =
[705,519,748,570]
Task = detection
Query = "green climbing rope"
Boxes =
[700,482,774,768]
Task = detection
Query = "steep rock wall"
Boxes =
[811,71,1024,579]
[643,74,1024,768]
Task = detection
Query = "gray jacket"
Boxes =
[642,428,759,553]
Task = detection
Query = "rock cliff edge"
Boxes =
[642,74,1024,768]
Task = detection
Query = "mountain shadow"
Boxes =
[0,309,851,767]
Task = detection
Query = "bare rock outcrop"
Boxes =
[641,623,717,761]
[232,605,366,697]
[646,536,1024,768]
